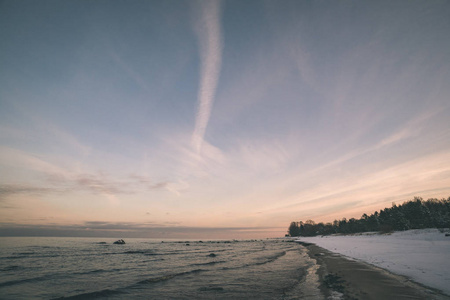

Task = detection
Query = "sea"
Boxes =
[0,237,323,299]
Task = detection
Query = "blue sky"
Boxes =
[1,0,449,238]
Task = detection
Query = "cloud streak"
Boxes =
[263,150,450,222]
[191,0,223,153]
[0,173,170,201]
[0,184,53,198]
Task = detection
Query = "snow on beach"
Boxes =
[297,229,450,296]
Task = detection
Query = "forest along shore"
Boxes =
[296,229,450,300]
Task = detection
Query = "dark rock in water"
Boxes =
[97,242,107,244]
[445,233,450,237]
[113,239,126,244]
[208,253,217,257]
[186,243,190,246]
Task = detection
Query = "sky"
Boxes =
[1,0,450,239]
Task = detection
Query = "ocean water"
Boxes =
[0,237,323,299]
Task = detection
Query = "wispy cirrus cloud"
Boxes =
[0,173,171,202]
[261,150,450,223]
[191,0,223,154]
[74,174,132,195]
[62,173,170,195]
[0,184,53,198]
[109,50,151,93]
[0,146,71,176]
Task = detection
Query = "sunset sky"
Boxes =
[1,0,449,238]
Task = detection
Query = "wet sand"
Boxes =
[298,242,450,300]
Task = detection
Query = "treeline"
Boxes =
[288,197,450,237]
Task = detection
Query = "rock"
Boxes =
[445,233,450,237]
[208,253,217,257]
[113,239,126,244]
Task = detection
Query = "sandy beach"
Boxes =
[299,241,450,300]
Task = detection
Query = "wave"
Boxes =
[253,251,286,266]
[123,250,155,255]
[198,285,225,292]
[52,269,207,299]
[142,258,165,263]
[51,288,125,299]
[189,260,227,267]
[1,254,61,260]
[121,249,228,257]
[0,265,22,272]
[0,255,26,260]
[219,251,288,271]
[137,269,205,285]
[72,268,124,276]
[15,251,36,255]
[0,274,53,288]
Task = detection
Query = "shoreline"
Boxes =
[298,241,450,300]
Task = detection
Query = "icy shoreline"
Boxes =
[296,228,450,296]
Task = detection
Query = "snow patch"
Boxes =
[297,229,450,295]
